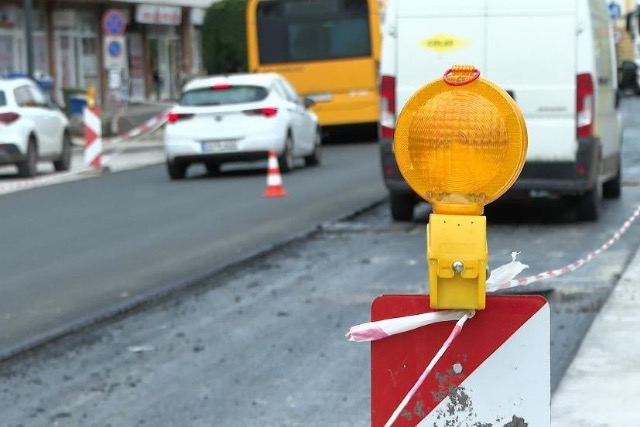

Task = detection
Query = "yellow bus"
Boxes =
[246,0,381,137]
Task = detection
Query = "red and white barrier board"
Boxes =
[371,295,550,427]
[83,106,103,169]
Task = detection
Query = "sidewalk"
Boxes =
[551,249,640,425]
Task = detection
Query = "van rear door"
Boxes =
[395,0,577,162]
[487,0,577,161]
[395,0,487,113]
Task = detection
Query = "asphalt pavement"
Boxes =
[87,103,640,424]
[11,132,640,426]
[2,100,639,424]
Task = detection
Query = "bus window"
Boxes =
[257,0,371,64]
[247,0,382,131]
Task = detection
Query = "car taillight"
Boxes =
[167,112,194,124]
[212,83,231,90]
[380,75,396,139]
[577,73,594,138]
[0,112,20,124]
[244,107,278,117]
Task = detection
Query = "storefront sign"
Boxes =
[52,10,77,28]
[135,5,182,26]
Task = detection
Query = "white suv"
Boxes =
[0,77,72,177]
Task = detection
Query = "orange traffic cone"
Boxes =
[263,150,287,198]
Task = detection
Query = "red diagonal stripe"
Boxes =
[84,127,98,146]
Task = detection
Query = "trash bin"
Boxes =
[61,88,86,117]
[68,95,88,116]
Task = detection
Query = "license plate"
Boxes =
[202,140,237,152]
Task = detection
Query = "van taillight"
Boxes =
[167,112,194,124]
[380,75,396,139]
[576,73,594,138]
[0,112,20,124]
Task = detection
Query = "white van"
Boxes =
[379,0,622,221]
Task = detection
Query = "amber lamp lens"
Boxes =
[394,71,527,215]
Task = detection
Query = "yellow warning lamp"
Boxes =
[394,65,527,309]
[87,86,96,109]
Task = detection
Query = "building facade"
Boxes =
[0,0,216,104]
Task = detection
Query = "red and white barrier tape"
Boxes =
[487,203,640,292]
[346,310,470,342]
[103,111,169,147]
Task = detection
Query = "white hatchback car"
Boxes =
[164,73,321,179]
[0,77,72,177]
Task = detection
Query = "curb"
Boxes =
[72,139,164,154]
[0,197,387,364]
[551,248,640,425]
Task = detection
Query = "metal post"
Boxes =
[23,0,35,78]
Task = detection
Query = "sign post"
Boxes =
[368,66,550,426]
[101,8,127,134]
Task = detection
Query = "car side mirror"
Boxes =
[303,97,315,109]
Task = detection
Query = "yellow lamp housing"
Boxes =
[394,65,527,309]
[427,213,487,309]
[87,86,96,109]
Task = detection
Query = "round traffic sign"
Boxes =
[102,9,126,36]
[107,40,123,58]
[608,2,621,20]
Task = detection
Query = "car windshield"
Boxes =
[0,90,6,106]
[179,85,269,106]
